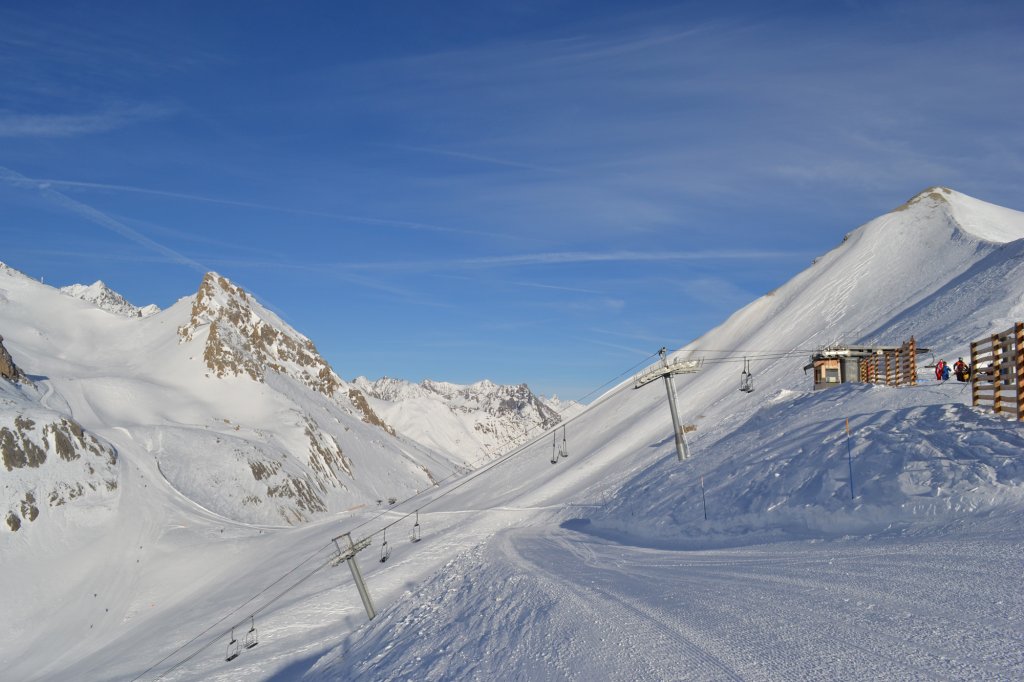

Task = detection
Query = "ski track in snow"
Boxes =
[480,527,1021,681]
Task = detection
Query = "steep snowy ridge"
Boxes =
[61,280,160,318]
[577,186,1024,541]
[352,375,563,464]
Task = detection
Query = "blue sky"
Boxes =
[2,1,1023,399]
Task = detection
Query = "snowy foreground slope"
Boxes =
[2,188,1024,681]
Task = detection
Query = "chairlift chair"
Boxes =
[550,432,559,464]
[740,358,754,393]
[410,510,422,543]
[225,628,240,662]
[380,529,391,563]
[244,616,258,650]
[560,427,568,458]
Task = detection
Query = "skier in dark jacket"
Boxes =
[953,358,970,382]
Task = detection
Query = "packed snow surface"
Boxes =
[2,188,1024,681]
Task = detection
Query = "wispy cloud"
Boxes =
[0,104,172,137]
[589,326,666,345]
[338,249,807,272]
[571,336,652,356]
[508,281,606,295]
[391,144,567,173]
[26,176,493,237]
[0,166,208,272]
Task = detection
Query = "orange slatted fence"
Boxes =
[971,322,1024,421]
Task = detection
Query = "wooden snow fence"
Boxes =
[971,322,1024,421]
[858,337,918,387]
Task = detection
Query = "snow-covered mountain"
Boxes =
[351,376,565,464]
[3,187,1024,681]
[61,280,160,318]
[1,267,462,531]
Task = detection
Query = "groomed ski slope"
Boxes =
[3,188,1024,681]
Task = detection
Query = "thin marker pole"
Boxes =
[846,418,854,499]
[700,475,708,521]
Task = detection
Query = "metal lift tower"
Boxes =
[331,532,376,620]
[633,348,703,461]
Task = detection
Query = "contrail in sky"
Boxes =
[0,166,209,272]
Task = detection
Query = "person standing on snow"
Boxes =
[953,357,970,382]
[935,359,947,381]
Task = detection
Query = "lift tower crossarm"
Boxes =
[632,357,703,388]
[633,348,703,461]
[331,532,376,621]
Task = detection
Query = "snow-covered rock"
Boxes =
[541,393,585,421]
[1,380,119,533]
[0,334,27,382]
[60,280,160,318]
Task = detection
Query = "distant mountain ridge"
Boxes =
[61,280,160,318]
[352,375,570,464]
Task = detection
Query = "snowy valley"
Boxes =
[2,187,1024,681]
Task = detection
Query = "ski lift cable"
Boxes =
[155,554,337,680]
[169,409,626,682]
[144,339,902,678]
[136,350,663,680]
[141,343,822,679]
[337,350,663,540]
[146,340,827,678]
[346,339,777,560]
[148,342,814,677]
[134,540,336,681]
[150,374,620,680]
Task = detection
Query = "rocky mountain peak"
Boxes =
[60,280,160,318]
[178,272,343,397]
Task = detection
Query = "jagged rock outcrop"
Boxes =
[1,412,118,532]
[178,273,343,396]
[0,335,27,383]
[176,273,395,440]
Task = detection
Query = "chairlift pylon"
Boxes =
[380,529,391,563]
[225,628,240,662]
[410,510,422,543]
[244,616,258,650]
